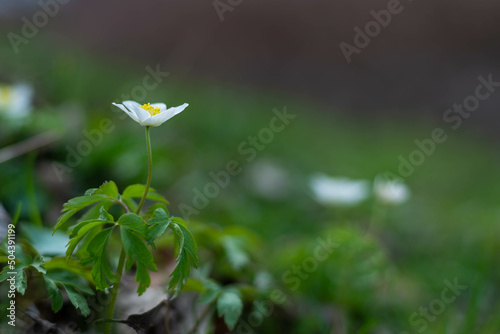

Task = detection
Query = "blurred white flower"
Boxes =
[373,175,410,205]
[0,83,33,119]
[247,160,290,200]
[112,100,188,127]
[310,174,369,206]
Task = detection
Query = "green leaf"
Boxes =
[0,266,28,294]
[221,236,250,270]
[146,208,170,247]
[167,220,199,295]
[118,213,147,237]
[217,288,243,330]
[122,184,169,205]
[84,188,98,196]
[31,256,47,274]
[120,228,157,295]
[144,203,169,220]
[171,222,199,267]
[168,250,190,295]
[98,206,114,222]
[44,276,64,313]
[65,285,91,316]
[93,181,119,199]
[54,181,119,234]
[45,270,94,296]
[44,271,93,317]
[53,209,78,234]
[0,254,46,295]
[66,221,108,260]
[199,283,221,305]
[63,195,109,212]
[81,227,117,290]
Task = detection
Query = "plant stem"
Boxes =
[104,126,153,334]
[136,126,152,214]
[104,247,126,334]
[187,305,214,334]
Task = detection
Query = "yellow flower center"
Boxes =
[140,103,161,116]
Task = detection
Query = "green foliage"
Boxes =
[168,218,199,295]
[0,246,45,294]
[216,288,243,330]
[194,278,244,331]
[121,228,157,295]
[145,208,170,247]
[121,184,169,211]
[80,227,117,290]
[273,225,389,309]
[118,213,147,236]
[53,181,120,234]
[55,180,198,299]
[43,271,94,316]
[0,237,93,316]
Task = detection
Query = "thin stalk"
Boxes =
[104,247,126,334]
[136,126,152,214]
[187,305,214,334]
[104,126,153,334]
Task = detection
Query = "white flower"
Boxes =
[0,83,33,119]
[310,174,369,206]
[112,100,188,127]
[373,175,410,205]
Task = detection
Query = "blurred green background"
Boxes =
[1,1,500,333]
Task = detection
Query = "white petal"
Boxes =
[169,103,189,116]
[151,103,167,110]
[112,102,141,123]
[141,103,188,126]
[141,109,176,126]
[123,100,150,122]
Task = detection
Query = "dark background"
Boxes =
[2,0,500,131]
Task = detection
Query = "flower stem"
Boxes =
[136,126,152,214]
[104,247,126,334]
[104,126,153,334]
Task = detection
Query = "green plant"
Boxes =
[51,101,198,333]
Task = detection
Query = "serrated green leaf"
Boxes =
[122,184,169,205]
[98,206,114,222]
[31,256,47,274]
[66,221,108,260]
[0,253,46,295]
[0,266,27,294]
[171,223,199,267]
[120,228,157,295]
[54,181,119,234]
[167,221,198,296]
[84,188,98,196]
[146,208,170,247]
[53,209,78,234]
[44,276,64,313]
[65,285,91,316]
[44,271,93,317]
[76,201,113,224]
[82,227,117,290]
[45,270,94,296]
[117,213,147,237]
[93,181,119,199]
[144,203,169,220]
[168,250,190,295]
[63,195,109,212]
[217,288,243,330]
